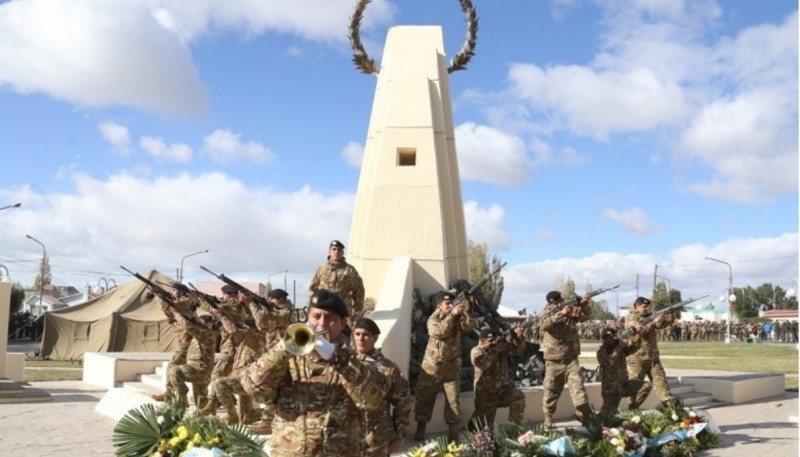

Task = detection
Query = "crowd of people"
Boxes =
[141,240,796,456]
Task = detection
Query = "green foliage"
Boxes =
[467,240,505,308]
[10,282,25,313]
[33,253,52,290]
[731,283,798,318]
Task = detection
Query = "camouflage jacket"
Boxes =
[357,348,411,449]
[230,329,265,376]
[248,299,292,349]
[421,309,476,378]
[244,332,385,457]
[309,259,365,318]
[471,336,526,393]
[596,340,635,386]
[160,296,198,333]
[183,323,217,375]
[539,304,589,361]
[217,296,248,355]
[624,310,670,362]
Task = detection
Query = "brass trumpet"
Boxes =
[284,322,335,359]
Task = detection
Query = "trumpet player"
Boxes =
[242,289,385,456]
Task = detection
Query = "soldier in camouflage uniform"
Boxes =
[353,318,411,457]
[539,291,593,427]
[469,326,526,430]
[242,287,294,434]
[198,284,248,411]
[309,240,365,327]
[202,317,265,425]
[152,282,200,402]
[414,291,476,442]
[624,297,675,406]
[242,289,385,457]
[596,327,651,425]
[168,314,217,407]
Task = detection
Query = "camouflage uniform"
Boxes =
[469,335,526,428]
[596,340,651,423]
[539,304,591,420]
[309,259,365,323]
[213,328,265,422]
[242,332,385,457]
[624,309,674,404]
[206,295,248,407]
[414,307,476,425]
[160,295,199,393]
[169,321,217,406]
[357,348,411,457]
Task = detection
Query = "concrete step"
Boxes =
[675,390,716,408]
[138,372,167,390]
[669,382,697,395]
[0,379,51,403]
[120,381,162,396]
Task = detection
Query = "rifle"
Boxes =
[485,317,536,352]
[541,285,621,319]
[199,266,272,310]
[618,295,709,340]
[187,282,247,331]
[453,261,508,308]
[120,266,204,328]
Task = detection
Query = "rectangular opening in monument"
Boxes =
[397,148,417,166]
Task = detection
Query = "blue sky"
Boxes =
[0,0,796,312]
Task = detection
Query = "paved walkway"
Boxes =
[0,379,796,457]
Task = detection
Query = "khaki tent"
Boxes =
[41,270,178,360]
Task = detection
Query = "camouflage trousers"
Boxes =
[471,384,526,429]
[207,352,234,402]
[240,370,277,427]
[414,370,462,425]
[213,375,253,420]
[600,378,652,420]
[627,358,673,403]
[166,331,192,390]
[169,364,210,406]
[543,359,588,416]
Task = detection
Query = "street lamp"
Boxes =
[26,234,46,317]
[706,256,734,344]
[0,264,9,282]
[0,202,21,211]
[267,270,287,292]
[93,277,117,295]
[179,249,209,283]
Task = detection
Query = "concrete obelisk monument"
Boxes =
[346,2,477,376]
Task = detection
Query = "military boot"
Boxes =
[543,414,554,428]
[574,403,595,426]
[150,391,168,402]
[225,411,240,425]
[249,420,272,435]
[199,398,221,416]
[413,421,426,441]
[447,423,460,442]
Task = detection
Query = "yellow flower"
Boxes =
[177,425,189,439]
[443,454,455,457]
[193,432,203,444]
[209,436,221,445]
[169,436,182,447]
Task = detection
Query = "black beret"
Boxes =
[221,284,237,294]
[309,289,348,317]
[546,291,562,304]
[601,327,617,337]
[329,239,345,249]
[437,291,456,303]
[354,317,381,335]
[268,288,289,299]
[479,328,495,339]
[634,297,652,306]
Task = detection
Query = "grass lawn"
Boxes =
[24,358,84,382]
[581,341,799,390]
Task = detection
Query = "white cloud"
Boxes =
[202,129,274,165]
[98,121,131,156]
[464,201,511,251]
[602,207,659,237]
[341,141,364,168]
[455,122,532,186]
[140,137,193,162]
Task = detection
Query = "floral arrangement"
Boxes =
[112,398,267,457]
[404,401,720,457]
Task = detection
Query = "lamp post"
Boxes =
[94,277,117,295]
[0,264,9,282]
[26,234,46,317]
[706,256,734,344]
[179,249,209,283]
[0,202,21,212]
[267,270,287,292]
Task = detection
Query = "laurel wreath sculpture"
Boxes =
[348,0,479,75]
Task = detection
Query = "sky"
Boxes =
[0,0,797,314]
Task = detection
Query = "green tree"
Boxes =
[466,240,505,309]
[33,253,52,290]
[10,282,25,313]
[562,277,615,320]
[652,282,683,311]
[732,283,798,318]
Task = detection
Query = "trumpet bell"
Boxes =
[284,322,316,356]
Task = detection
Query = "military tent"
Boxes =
[40,270,178,360]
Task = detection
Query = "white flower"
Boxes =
[672,413,679,421]
[610,437,620,446]
[156,415,165,425]
[616,445,625,454]
[631,415,641,424]
[610,428,620,437]
[689,411,697,418]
